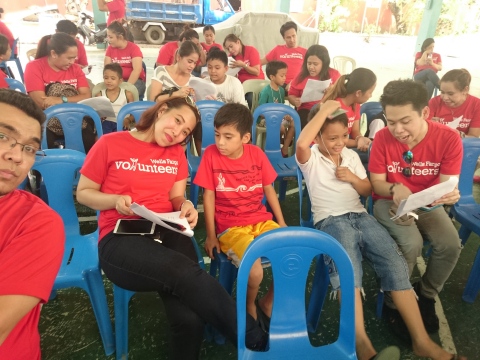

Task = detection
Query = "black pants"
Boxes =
[99,228,264,359]
[46,116,96,153]
[297,108,311,129]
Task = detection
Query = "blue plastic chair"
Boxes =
[5,78,26,93]
[237,227,357,360]
[252,103,302,201]
[0,38,24,82]
[42,103,104,153]
[31,149,114,355]
[360,101,382,125]
[450,138,480,302]
[187,100,223,207]
[116,101,155,131]
[113,237,205,360]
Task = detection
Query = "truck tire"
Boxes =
[145,26,165,45]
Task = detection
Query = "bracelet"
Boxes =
[389,182,401,195]
[354,135,362,143]
[180,199,193,211]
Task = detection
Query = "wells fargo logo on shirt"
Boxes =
[279,53,304,60]
[114,158,178,174]
[387,160,441,176]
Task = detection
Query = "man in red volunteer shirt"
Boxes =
[96,0,126,25]
[0,89,64,359]
[369,79,463,335]
[261,21,307,88]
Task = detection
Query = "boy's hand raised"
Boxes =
[205,236,221,259]
[320,100,341,116]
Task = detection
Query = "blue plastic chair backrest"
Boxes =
[458,138,480,206]
[296,167,313,228]
[196,100,223,153]
[116,101,156,131]
[5,78,26,93]
[42,103,104,153]
[9,38,18,61]
[237,227,356,360]
[252,103,302,160]
[360,101,383,123]
[31,149,86,235]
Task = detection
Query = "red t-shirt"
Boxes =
[337,97,360,135]
[0,21,15,55]
[428,94,480,134]
[193,144,277,234]
[156,41,178,66]
[414,52,441,74]
[233,45,264,83]
[106,42,146,81]
[80,132,189,240]
[0,71,8,88]
[368,121,462,200]
[106,0,126,25]
[289,68,341,111]
[265,45,307,84]
[75,38,88,67]
[0,190,64,360]
[24,57,89,92]
[201,42,223,53]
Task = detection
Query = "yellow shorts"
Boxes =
[218,220,280,267]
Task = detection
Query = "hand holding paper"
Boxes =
[300,79,331,103]
[189,77,217,101]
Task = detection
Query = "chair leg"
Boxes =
[376,290,385,318]
[189,183,199,208]
[279,179,288,201]
[84,270,115,356]
[306,255,330,333]
[458,225,472,246]
[114,285,136,360]
[463,246,480,303]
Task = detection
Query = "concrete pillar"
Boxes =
[415,0,443,53]
[92,0,107,49]
[277,0,291,14]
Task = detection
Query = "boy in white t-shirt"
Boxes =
[204,47,247,106]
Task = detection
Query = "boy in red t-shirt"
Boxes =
[369,79,463,335]
[194,103,287,328]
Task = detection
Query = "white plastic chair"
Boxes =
[333,56,357,75]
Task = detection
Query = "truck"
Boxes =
[126,0,238,45]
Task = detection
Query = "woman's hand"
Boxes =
[291,97,301,108]
[431,188,460,206]
[116,195,134,215]
[42,96,62,109]
[174,87,193,98]
[179,200,198,228]
[230,60,245,69]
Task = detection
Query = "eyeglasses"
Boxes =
[402,150,413,177]
[0,132,46,161]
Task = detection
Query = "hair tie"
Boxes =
[345,74,350,82]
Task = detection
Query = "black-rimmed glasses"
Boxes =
[0,132,46,161]
[402,150,413,177]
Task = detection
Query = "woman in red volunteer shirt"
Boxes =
[24,32,90,110]
[429,68,480,138]
[288,44,341,129]
[223,34,264,83]
[105,21,146,99]
[413,38,442,99]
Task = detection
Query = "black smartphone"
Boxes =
[113,219,155,235]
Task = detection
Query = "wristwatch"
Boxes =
[61,96,68,103]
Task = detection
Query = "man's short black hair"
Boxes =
[56,19,78,35]
[380,79,428,115]
[280,21,297,37]
[0,89,46,128]
[0,34,9,57]
[214,103,252,137]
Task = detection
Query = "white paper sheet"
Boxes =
[227,56,241,77]
[391,177,459,220]
[300,79,331,103]
[131,203,194,237]
[189,77,217,101]
[78,97,116,118]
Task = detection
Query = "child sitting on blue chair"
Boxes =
[295,100,464,360]
[194,103,287,328]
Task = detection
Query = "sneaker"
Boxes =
[414,282,439,333]
[245,327,269,352]
[383,305,411,343]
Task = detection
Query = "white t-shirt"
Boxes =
[204,74,247,106]
[296,145,367,225]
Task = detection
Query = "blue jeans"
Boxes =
[414,69,439,99]
[315,212,411,292]
[133,78,146,100]
[101,120,117,134]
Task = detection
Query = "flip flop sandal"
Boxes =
[370,345,401,360]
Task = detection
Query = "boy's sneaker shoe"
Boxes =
[383,305,411,343]
[245,327,269,352]
[414,281,439,333]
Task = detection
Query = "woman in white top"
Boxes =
[149,41,202,102]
